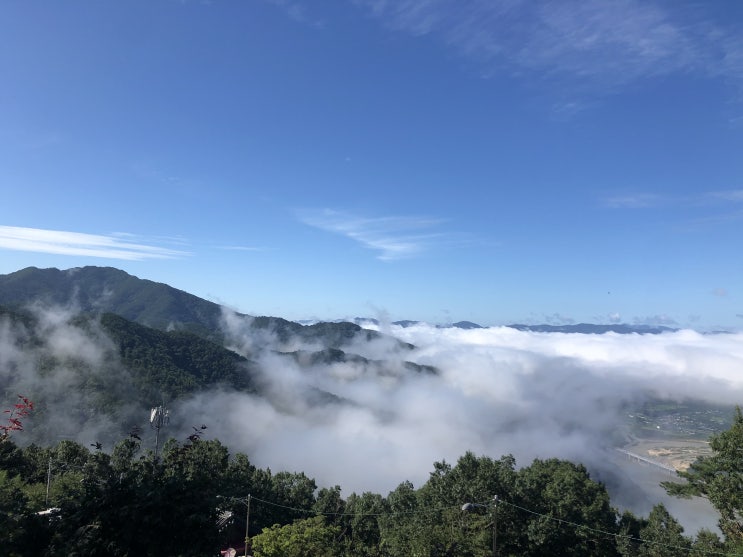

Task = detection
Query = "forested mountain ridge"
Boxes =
[0,305,263,443]
[1,303,431,443]
[0,305,258,399]
[0,267,431,446]
[0,266,224,336]
[98,312,259,399]
[0,266,410,350]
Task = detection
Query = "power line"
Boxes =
[242,495,741,556]
[484,498,738,557]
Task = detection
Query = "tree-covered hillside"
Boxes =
[0,266,409,351]
[99,312,259,399]
[0,408,733,557]
[0,305,262,443]
[0,266,225,336]
[0,300,432,448]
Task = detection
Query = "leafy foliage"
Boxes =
[0,395,34,438]
[664,406,743,549]
[251,516,342,557]
[99,312,258,399]
[0,306,261,444]
[513,458,617,556]
[636,504,691,556]
[0,428,737,557]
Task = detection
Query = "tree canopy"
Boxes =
[4,399,743,556]
[663,406,743,551]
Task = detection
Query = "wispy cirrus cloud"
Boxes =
[355,0,743,91]
[603,193,662,209]
[264,0,325,27]
[709,189,743,202]
[216,245,266,252]
[0,226,189,260]
[299,209,448,261]
[604,189,743,210]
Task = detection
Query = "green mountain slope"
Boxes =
[98,312,258,399]
[0,266,225,336]
[0,305,261,442]
[0,266,406,350]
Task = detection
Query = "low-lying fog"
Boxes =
[184,318,742,532]
[4,306,740,533]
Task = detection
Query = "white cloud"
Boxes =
[264,0,325,27]
[4,303,734,531]
[298,209,448,261]
[710,190,743,202]
[632,314,678,326]
[216,245,266,252]
[0,226,189,260]
[543,312,575,325]
[179,319,742,532]
[355,0,743,91]
[602,193,661,209]
[603,189,743,215]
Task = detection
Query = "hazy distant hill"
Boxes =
[281,347,436,375]
[507,323,678,334]
[449,320,484,329]
[349,319,485,329]
[250,316,412,351]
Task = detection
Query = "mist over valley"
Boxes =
[1,266,738,535]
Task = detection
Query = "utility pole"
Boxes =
[492,494,498,557]
[245,494,251,557]
[45,457,52,505]
[461,494,499,557]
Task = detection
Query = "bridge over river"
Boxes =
[615,448,678,474]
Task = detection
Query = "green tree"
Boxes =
[343,491,388,556]
[378,480,425,556]
[663,406,743,546]
[690,528,725,556]
[514,458,619,556]
[45,435,230,556]
[412,452,519,556]
[616,510,646,557]
[0,468,31,555]
[251,515,342,557]
[637,504,690,557]
[314,485,346,525]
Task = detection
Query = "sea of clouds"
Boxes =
[3,306,741,531]
[178,316,742,528]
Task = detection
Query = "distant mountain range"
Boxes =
[0,266,681,338]
[506,323,678,334]
[346,317,677,335]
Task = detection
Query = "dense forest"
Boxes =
[2,397,742,556]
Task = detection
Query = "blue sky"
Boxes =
[1,0,743,329]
